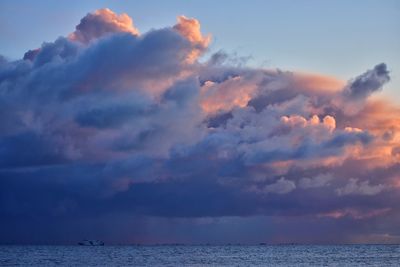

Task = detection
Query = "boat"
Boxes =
[78,239,104,246]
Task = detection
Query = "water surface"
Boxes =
[1,244,399,266]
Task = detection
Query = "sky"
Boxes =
[0,1,399,244]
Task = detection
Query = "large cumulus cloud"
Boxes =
[1,9,399,244]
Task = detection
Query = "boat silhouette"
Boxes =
[78,240,104,246]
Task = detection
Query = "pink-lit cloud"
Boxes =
[69,8,139,43]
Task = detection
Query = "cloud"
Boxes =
[173,15,210,62]
[252,177,296,194]
[299,173,333,189]
[336,178,386,196]
[318,207,391,220]
[200,75,259,113]
[343,63,390,99]
[69,8,139,43]
[0,8,399,244]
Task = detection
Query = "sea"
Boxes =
[0,244,399,266]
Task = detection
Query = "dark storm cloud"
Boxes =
[0,9,399,244]
[0,132,68,168]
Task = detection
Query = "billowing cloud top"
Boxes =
[1,9,399,244]
[70,8,140,43]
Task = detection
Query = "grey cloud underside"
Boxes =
[344,63,390,99]
[0,11,398,244]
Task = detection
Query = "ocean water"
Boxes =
[0,244,399,266]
